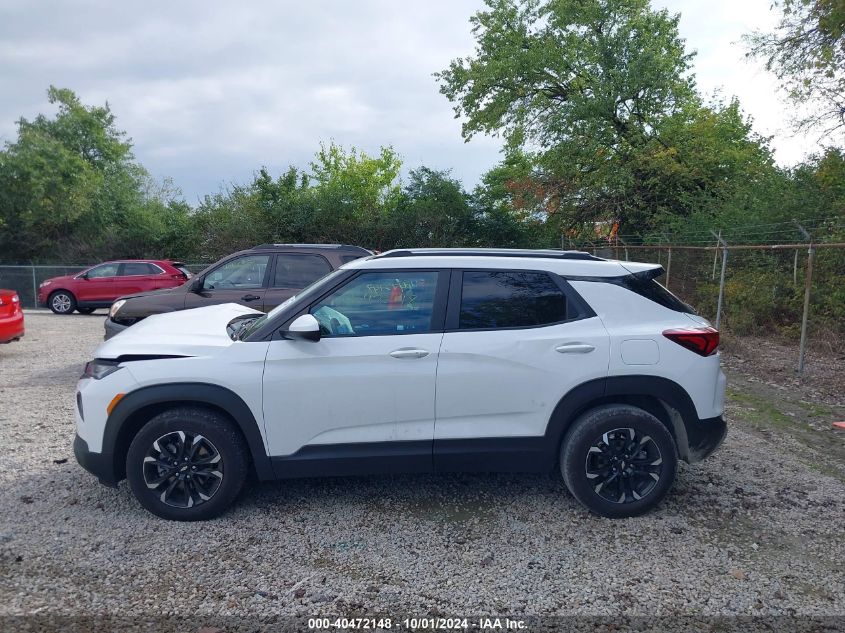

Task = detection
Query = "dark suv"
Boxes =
[104,243,371,339]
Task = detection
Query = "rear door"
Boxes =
[184,253,270,310]
[262,253,333,311]
[113,262,164,297]
[433,269,610,469]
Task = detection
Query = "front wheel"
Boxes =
[560,404,678,518]
[48,291,76,314]
[126,407,250,521]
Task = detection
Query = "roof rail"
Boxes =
[374,248,604,261]
[251,243,372,253]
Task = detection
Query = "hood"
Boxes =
[117,284,188,302]
[95,303,261,359]
[42,274,77,285]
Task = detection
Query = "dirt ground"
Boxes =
[0,312,843,630]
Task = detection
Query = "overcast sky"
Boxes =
[0,0,822,202]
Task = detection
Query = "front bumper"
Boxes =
[73,434,118,487]
[104,317,130,340]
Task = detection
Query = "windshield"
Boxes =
[239,269,347,341]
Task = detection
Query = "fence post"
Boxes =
[711,230,721,280]
[794,221,814,374]
[31,265,37,310]
[793,249,799,284]
[711,230,728,330]
[663,233,672,290]
[619,237,629,261]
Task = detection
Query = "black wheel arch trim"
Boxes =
[100,382,273,485]
[546,374,716,464]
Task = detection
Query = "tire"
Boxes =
[126,407,250,521]
[48,290,76,315]
[76,307,96,314]
[560,404,678,519]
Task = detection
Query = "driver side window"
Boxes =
[204,255,270,290]
[86,263,120,279]
[310,271,438,337]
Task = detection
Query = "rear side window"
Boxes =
[459,271,572,329]
[121,262,159,276]
[340,254,364,264]
[273,254,332,288]
[622,276,694,314]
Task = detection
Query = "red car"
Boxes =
[0,289,24,343]
[37,260,192,315]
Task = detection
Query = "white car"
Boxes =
[74,249,726,521]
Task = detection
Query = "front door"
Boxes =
[184,254,270,310]
[76,263,120,303]
[262,269,447,474]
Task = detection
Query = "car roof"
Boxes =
[250,243,372,254]
[344,248,653,278]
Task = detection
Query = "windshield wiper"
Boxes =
[231,317,259,341]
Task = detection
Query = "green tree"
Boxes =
[746,0,845,136]
[389,168,477,247]
[0,86,184,262]
[436,0,697,230]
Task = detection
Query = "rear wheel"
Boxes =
[48,291,76,314]
[126,407,250,521]
[560,404,678,518]
[76,307,96,315]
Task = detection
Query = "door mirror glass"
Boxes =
[284,314,321,342]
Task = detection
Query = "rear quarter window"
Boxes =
[621,277,695,314]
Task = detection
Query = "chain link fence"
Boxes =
[3,244,843,372]
[0,264,207,309]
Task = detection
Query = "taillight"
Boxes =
[663,327,719,356]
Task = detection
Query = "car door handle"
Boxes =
[389,348,430,359]
[555,343,595,354]
[241,294,261,302]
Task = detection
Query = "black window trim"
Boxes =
[268,268,451,340]
[268,252,333,290]
[444,268,596,333]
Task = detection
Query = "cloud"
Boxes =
[0,0,822,201]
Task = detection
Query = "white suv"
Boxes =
[74,249,726,520]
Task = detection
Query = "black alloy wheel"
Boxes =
[143,431,224,508]
[585,428,663,504]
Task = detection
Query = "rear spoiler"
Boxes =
[618,262,664,280]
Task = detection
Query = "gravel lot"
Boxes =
[1,311,844,626]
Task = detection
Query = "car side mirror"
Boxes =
[79,272,89,280]
[284,314,321,342]
[189,277,203,293]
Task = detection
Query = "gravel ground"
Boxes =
[1,311,844,626]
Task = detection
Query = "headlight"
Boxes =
[109,299,127,319]
[81,360,122,380]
